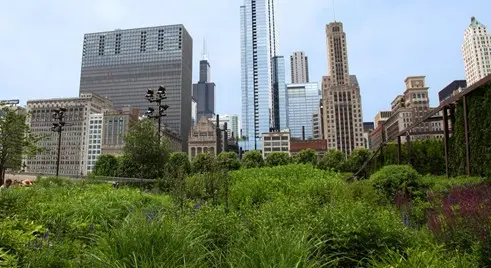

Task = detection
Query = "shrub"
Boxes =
[166,152,191,176]
[192,153,218,173]
[294,149,318,166]
[93,154,118,176]
[217,152,241,171]
[241,151,264,169]
[317,149,345,172]
[370,165,426,201]
[265,152,291,167]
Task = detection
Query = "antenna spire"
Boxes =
[332,0,336,21]
[202,37,208,61]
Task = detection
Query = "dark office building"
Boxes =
[192,58,215,120]
[438,80,467,103]
[79,25,193,151]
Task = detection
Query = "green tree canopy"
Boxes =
[93,154,118,177]
[192,153,218,174]
[294,149,318,166]
[217,152,241,171]
[166,152,191,176]
[122,119,169,179]
[0,107,42,185]
[346,147,372,178]
[318,149,345,171]
[265,152,291,167]
[116,155,140,178]
[241,151,264,169]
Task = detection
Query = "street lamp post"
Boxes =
[145,86,169,142]
[51,108,66,177]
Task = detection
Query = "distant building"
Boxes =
[101,107,140,156]
[188,116,218,160]
[322,22,364,156]
[290,139,328,158]
[438,80,467,103]
[26,93,113,176]
[462,17,491,86]
[209,114,239,139]
[283,83,321,139]
[312,100,324,140]
[290,51,309,83]
[374,111,393,127]
[192,53,215,120]
[86,113,104,173]
[79,25,193,151]
[362,122,374,149]
[262,130,291,159]
[161,126,183,153]
[191,98,198,125]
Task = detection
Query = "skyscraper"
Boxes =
[192,45,216,120]
[79,25,193,150]
[290,51,309,83]
[322,22,364,156]
[462,17,491,86]
[240,0,286,151]
[284,83,320,139]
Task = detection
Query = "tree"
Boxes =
[93,154,118,176]
[294,149,318,166]
[346,147,372,178]
[115,155,140,178]
[122,119,169,179]
[318,149,345,171]
[241,150,264,169]
[192,153,218,173]
[0,107,42,185]
[166,152,191,176]
[265,152,291,167]
[217,152,241,171]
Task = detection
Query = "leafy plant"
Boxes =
[317,149,345,172]
[265,152,291,167]
[241,151,264,169]
[192,153,218,174]
[294,149,318,166]
[217,152,241,171]
[93,154,118,177]
[370,165,426,201]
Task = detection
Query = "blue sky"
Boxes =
[0,0,490,122]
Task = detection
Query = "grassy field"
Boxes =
[0,165,489,267]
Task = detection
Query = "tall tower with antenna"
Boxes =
[193,37,215,120]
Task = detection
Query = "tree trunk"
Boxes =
[0,165,4,186]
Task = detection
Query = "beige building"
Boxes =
[188,116,218,160]
[162,126,183,153]
[101,107,140,156]
[462,17,491,86]
[290,51,309,84]
[322,22,364,156]
[312,100,324,139]
[26,93,113,176]
[374,111,393,127]
[262,130,290,158]
[371,76,443,149]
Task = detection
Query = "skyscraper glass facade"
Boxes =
[240,0,283,151]
[284,83,320,139]
[79,25,193,151]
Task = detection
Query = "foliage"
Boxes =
[317,149,345,172]
[370,165,427,201]
[166,152,191,176]
[217,151,241,171]
[294,149,318,166]
[241,150,264,169]
[192,153,218,174]
[93,154,118,177]
[450,81,491,177]
[0,107,42,185]
[115,155,140,178]
[265,152,291,167]
[122,119,169,179]
[345,147,371,178]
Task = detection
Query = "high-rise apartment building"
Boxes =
[462,17,491,86]
[192,53,215,120]
[290,51,309,83]
[209,114,239,139]
[240,0,286,150]
[26,93,114,176]
[79,25,193,150]
[322,22,364,155]
[283,83,321,139]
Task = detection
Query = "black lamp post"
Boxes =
[51,108,66,177]
[145,85,169,142]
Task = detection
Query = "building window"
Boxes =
[158,29,164,51]
[98,35,105,56]
[140,31,147,52]
[115,33,121,54]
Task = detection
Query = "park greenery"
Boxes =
[1,164,490,267]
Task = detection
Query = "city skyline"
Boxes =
[1,1,490,124]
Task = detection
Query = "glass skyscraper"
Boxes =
[283,83,321,139]
[240,0,285,151]
[79,25,193,151]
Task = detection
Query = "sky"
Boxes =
[1,0,490,123]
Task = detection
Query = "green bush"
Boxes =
[241,150,264,169]
[317,149,345,172]
[370,165,426,201]
[192,153,218,173]
[294,149,318,166]
[217,151,241,171]
[265,152,291,167]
